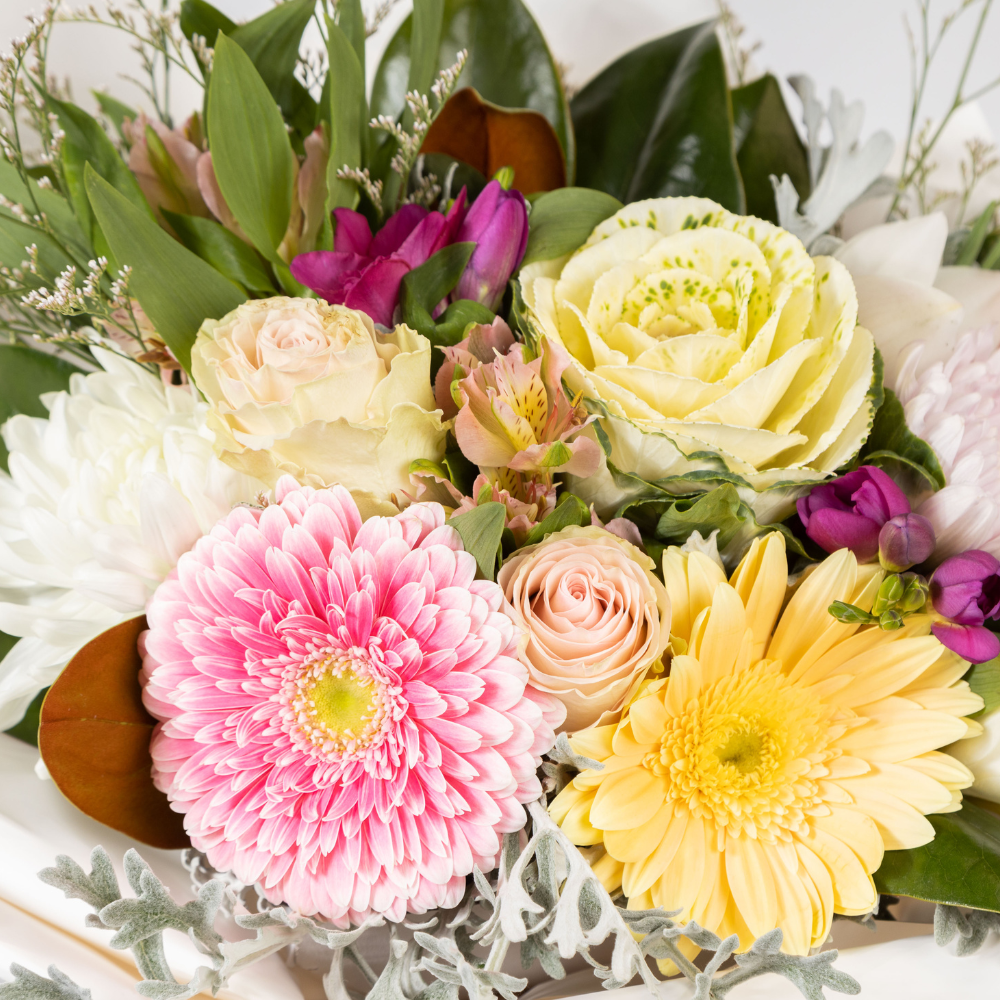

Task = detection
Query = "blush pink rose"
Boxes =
[498,525,671,733]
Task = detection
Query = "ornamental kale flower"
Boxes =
[797,465,910,562]
[290,194,467,327]
[141,479,560,924]
[930,549,1000,663]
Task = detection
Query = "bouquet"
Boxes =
[1,0,1000,997]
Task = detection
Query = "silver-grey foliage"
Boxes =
[934,904,1000,956]
[0,966,92,1000]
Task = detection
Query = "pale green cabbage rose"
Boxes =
[191,296,447,503]
[518,197,877,516]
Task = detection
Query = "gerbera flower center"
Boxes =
[290,650,390,754]
[643,661,833,840]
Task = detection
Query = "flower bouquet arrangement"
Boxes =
[2,0,1000,997]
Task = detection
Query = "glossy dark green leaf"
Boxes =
[0,344,82,470]
[522,187,622,265]
[85,166,245,372]
[400,241,476,337]
[208,34,296,263]
[326,15,366,211]
[522,493,589,546]
[572,22,742,211]
[855,388,945,490]
[92,91,139,148]
[449,501,506,580]
[430,298,496,350]
[371,0,574,179]
[44,92,153,250]
[731,74,810,223]
[874,799,1000,911]
[161,209,278,295]
[231,0,318,140]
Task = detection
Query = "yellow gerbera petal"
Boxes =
[628,691,671,745]
[731,532,787,659]
[690,583,748,686]
[605,802,673,863]
[623,803,686,898]
[569,724,616,763]
[725,833,778,937]
[590,767,667,830]
[797,826,876,913]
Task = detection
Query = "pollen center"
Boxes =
[715,729,765,774]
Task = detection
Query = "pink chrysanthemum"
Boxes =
[141,477,561,923]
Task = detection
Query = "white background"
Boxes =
[3,0,1000,149]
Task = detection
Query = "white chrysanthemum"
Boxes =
[896,330,1000,562]
[0,347,265,728]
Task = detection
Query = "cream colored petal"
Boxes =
[766,847,815,956]
[810,389,878,474]
[835,708,970,762]
[897,645,969,693]
[797,825,876,913]
[628,691,670,745]
[730,532,787,660]
[593,365,727,418]
[819,636,946,708]
[604,321,658,361]
[795,842,834,948]
[604,802,673,863]
[663,655,703,717]
[623,802,685,897]
[557,226,663,312]
[841,791,937,850]
[901,750,974,789]
[634,334,743,382]
[813,806,883,873]
[906,683,984,718]
[569,724,617,763]
[590,766,668,830]
[652,812,707,913]
[585,196,729,248]
[690,835,729,936]
[654,420,808,469]
[689,583,747,686]
[586,259,659,334]
[724,834,778,938]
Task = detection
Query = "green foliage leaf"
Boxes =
[85,167,246,372]
[326,15,366,211]
[44,92,153,250]
[230,0,318,141]
[0,343,81,470]
[571,22,743,211]
[965,656,1000,719]
[854,387,946,490]
[522,493,589,546]
[522,187,622,265]
[400,241,476,338]
[161,210,278,295]
[92,91,139,147]
[449,501,507,580]
[338,0,367,76]
[957,200,998,266]
[0,159,89,259]
[731,73,810,224]
[874,799,1000,911]
[371,0,574,179]
[208,34,296,263]
[179,0,235,53]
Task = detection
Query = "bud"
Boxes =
[492,165,515,190]
[878,513,936,572]
[930,549,1000,663]
[899,572,929,613]
[453,179,529,310]
[828,600,876,625]
[872,574,904,617]
[878,609,904,631]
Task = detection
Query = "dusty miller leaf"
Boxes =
[38,848,121,913]
[935,904,1000,956]
[0,966,92,1000]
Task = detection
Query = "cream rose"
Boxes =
[498,525,670,732]
[518,196,876,517]
[191,296,447,502]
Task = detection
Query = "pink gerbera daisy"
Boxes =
[141,477,562,923]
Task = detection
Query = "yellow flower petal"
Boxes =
[690,583,747,686]
[651,813,708,913]
[628,691,671,745]
[797,826,876,913]
[623,804,687,898]
[813,806,883,873]
[605,802,673,863]
[730,532,788,659]
[590,766,667,830]
[663,655,703,717]
[836,707,970,762]
[725,834,778,937]
[569,724,616,762]
[561,794,604,846]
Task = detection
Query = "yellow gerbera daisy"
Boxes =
[551,533,983,962]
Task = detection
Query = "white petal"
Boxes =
[836,213,948,287]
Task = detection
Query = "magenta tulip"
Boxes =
[929,549,1000,663]
[453,180,528,310]
[797,465,911,562]
[290,191,467,327]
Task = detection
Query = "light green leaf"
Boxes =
[400,241,476,338]
[207,34,295,263]
[874,799,1000,911]
[325,16,366,211]
[85,166,246,372]
[522,493,589,546]
[966,657,1000,719]
[957,200,998,266]
[572,22,742,210]
[161,210,278,296]
[449,501,506,580]
[0,159,88,258]
[408,0,446,97]
[337,0,367,79]
[0,343,81,470]
[521,187,622,266]
[179,0,235,57]
[93,91,139,147]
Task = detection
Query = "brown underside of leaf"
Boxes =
[39,615,189,850]
[421,87,566,194]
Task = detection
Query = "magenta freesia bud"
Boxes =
[453,180,529,311]
[878,513,936,571]
[929,549,1000,663]
[796,465,910,562]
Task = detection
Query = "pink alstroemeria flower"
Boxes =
[290,192,468,327]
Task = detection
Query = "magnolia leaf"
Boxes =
[38,616,189,850]
[874,799,1000,911]
[421,88,566,194]
[521,187,622,266]
[208,34,296,262]
[85,167,245,372]
[449,501,506,580]
[161,210,278,295]
[572,22,742,210]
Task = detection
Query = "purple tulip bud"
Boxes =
[878,513,936,572]
[929,549,1000,663]
[796,466,911,562]
[453,180,529,311]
